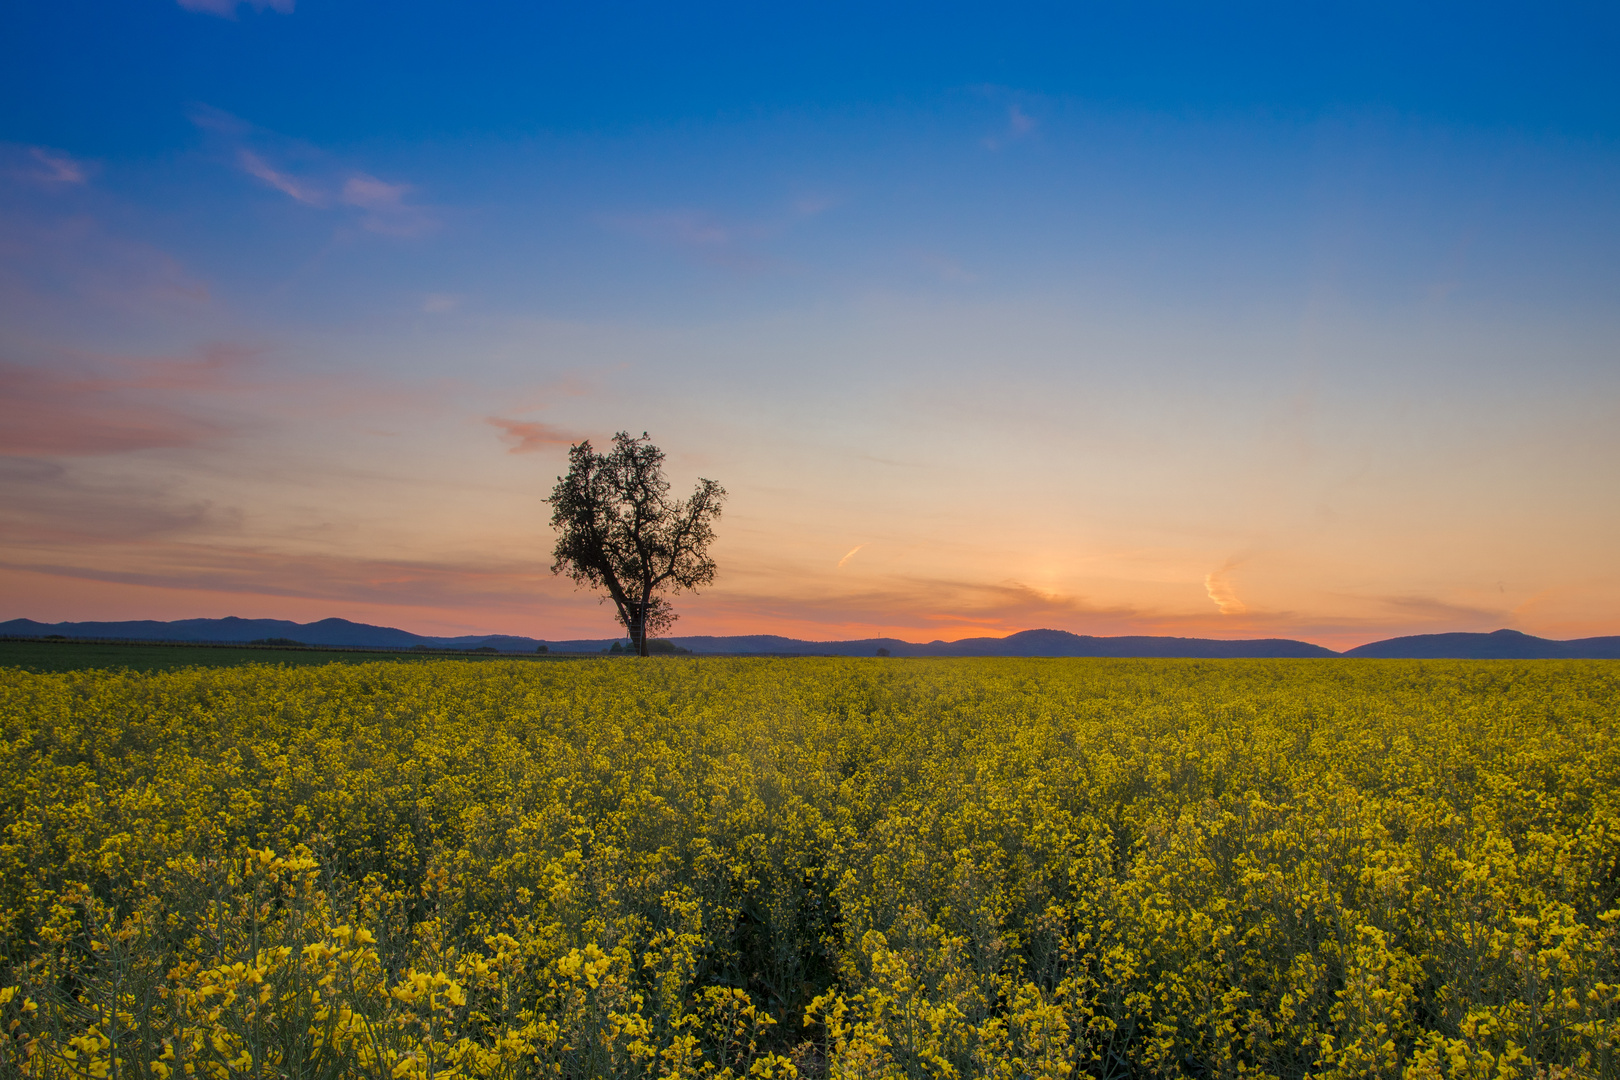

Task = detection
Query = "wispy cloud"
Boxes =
[0,213,210,318]
[607,210,749,249]
[1,144,94,188]
[602,194,830,271]
[0,347,253,456]
[341,174,436,237]
[1204,559,1248,615]
[488,417,576,453]
[792,193,838,217]
[837,543,866,568]
[916,252,979,283]
[1373,594,1504,625]
[177,0,294,18]
[0,458,241,543]
[0,343,450,460]
[983,103,1038,151]
[27,147,88,185]
[0,546,559,615]
[237,149,323,205]
[187,104,252,137]
[194,109,437,236]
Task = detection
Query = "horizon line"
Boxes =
[5,615,1611,654]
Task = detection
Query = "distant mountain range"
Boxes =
[668,629,1339,658]
[1340,627,1620,659]
[4,617,1618,659]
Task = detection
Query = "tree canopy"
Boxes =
[547,432,725,657]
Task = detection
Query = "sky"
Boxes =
[2,1,1618,650]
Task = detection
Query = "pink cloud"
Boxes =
[0,343,453,459]
[2,144,94,189]
[1204,557,1249,615]
[194,112,436,236]
[0,546,560,616]
[187,105,253,137]
[0,458,240,543]
[342,175,409,211]
[792,194,837,217]
[0,361,226,455]
[917,252,978,282]
[980,96,1040,151]
[342,174,436,236]
[177,0,294,17]
[28,147,88,185]
[237,149,324,205]
[602,196,836,272]
[0,212,211,316]
[489,417,576,453]
[626,211,734,247]
[602,210,775,271]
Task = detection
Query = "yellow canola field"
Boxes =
[1,657,1617,1079]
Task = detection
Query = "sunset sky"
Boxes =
[3,2,1618,649]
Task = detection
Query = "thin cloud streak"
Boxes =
[0,547,558,614]
[0,354,239,455]
[0,458,241,542]
[341,174,436,237]
[608,210,740,249]
[238,150,324,205]
[1204,559,1248,615]
[600,195,832,271]
[489,417,576,454]
[177,0,294,18]
[604,210,771,271]
[0,213,211,316]
[982,99,1039,150]
[0,344,457,459]
[27,147,88,185]
[198,110,438,235]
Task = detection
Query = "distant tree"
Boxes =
[875,648,891,657]
[548,432,726,657]
[535,644,549,654]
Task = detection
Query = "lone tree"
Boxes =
[547,431,726,657]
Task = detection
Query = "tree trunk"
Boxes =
[628,602,648,657]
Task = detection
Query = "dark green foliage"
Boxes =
[547,432,725,657]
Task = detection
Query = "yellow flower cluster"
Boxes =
[1,657,1616,1078]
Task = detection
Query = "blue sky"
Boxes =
[2,1,1618,646]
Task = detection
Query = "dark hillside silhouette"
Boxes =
[1342,628,1620,659]
[7,619,1617,658]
